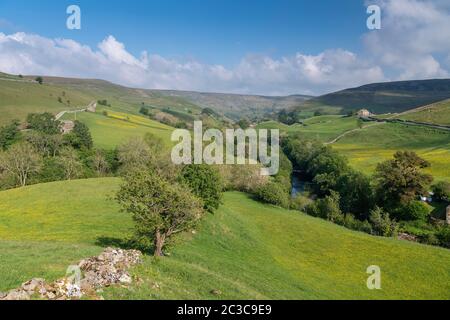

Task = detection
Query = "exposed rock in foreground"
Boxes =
[0,248,142,300]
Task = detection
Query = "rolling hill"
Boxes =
[0,71,312,125]
[333,122,450,181]
[395,99,450,126]
[0,179,449,299]
[157,90,312,121]
[293,79,450,115]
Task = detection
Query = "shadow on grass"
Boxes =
[95,237,153,255]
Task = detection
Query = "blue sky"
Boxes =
[0,0,449,95]
[0,0,367,65]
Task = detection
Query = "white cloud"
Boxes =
[1,0,448,96]
[364,0,450,79]
[0,32,384,95]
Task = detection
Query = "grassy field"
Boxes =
[333,123,450,181]
[0,79,93,126]
[397,99,450,126]
[258,116,362,142]
[105,192,450,300]
[1,179,449,299]
[0,178,132,291]
[62,111,174,149]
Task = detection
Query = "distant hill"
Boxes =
[0,72,310,125]
[294,79,450,115]
[156,90,312,121]
[21,74,311,121]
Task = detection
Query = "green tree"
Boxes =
[309,148,349,196]
[72,120,93,149]
[375,151,433,208]
[0,120,20,151]
[237,119,250,129]
[35,76,43,84]
[116,170,204,256]
[369,206,398,237]
[336,170,374,219]
[398,200,430,221]
[306,191,344,224]
[27,112,60,135]
[179,164,223,212]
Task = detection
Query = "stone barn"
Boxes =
[357,109,372,118]
[61,120,74,134]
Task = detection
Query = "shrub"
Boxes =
[217,164,268,193]
[342,214,373,234]
[0,120,20,151]
[369,207,398,237]
[290,195,313,211]
[179,164,223,213]
[435,227,450,248]
[255,182,290,208]
[306,191,344,224]
[398,201,430,221]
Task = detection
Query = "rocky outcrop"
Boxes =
[0,248,142,300]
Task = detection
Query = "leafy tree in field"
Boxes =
[369,206,398,237]
[0,120,20,151]
[308,148,349,196]
[179,164,223,212]
[432,181,450,202]
[116,170,204,256]
[0,142,42,187]
[282,135,325,175]
[139,106,150,116]
[237,119,250,129]
[375,151,433,208]
[27,113,60,135]
[72,121,93,149]
[336,170,375,219]
[35,76,43,84]
[201,108,216,117]
[278,110,300,125]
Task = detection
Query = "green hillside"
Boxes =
[0,178,132,291]
[258,115,370,143]
[1,179,449,299]
[333,123,450,181]
[61,110,174,149]
[0,78,93,126]
[294,79,450,115]
[396,99,450,126]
